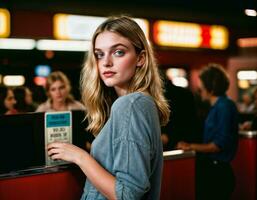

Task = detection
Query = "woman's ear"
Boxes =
[136,50,146,67]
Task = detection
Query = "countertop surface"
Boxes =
[239,131,257,138]
[0,150,196,179]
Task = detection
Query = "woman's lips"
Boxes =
[103,71,116,78]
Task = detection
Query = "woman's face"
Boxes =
[4,89,16,110]
[25,88,33,105]
[48,80,68,103]
[94,31,144,96]
[199,80,211,102]
[253,92,257,107]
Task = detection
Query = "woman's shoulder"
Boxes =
[69,100,85,110]
[5,109,18,115]
[115,92,153,104]
[36,101,50,112]
[113,92,154,109]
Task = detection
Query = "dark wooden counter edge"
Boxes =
[0,164,74,180]
[0,150,195,179]
[239,131,257,138]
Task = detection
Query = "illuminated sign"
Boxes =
[237,37,257,47]
[54,14,107,40]
[153,20,228,49]
[0,8,10,37]
[35,65,51,77]
[54,14,149,40]
[34,76,47,86]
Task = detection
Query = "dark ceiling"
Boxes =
[0,0,257,37]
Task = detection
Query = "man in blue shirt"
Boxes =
[177,63,238,200]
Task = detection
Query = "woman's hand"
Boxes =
[47,142,87,165]
[239,121,252,131]
[176,141,191,151]
[161,133,169,145]
[47,142,116,199]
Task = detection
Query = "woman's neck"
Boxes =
[210,95,218,106]
[52,101,67,111]
[115,87,128,97]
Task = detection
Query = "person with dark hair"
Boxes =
[0,86,17,115]
[177,63,238,200]
[13,86,37,113]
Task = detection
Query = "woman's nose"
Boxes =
[57,89,62,95]
[102,54,113,67]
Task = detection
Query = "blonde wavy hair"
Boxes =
[81,16,170,135]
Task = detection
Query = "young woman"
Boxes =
[0,86,17,115]
[13,86,37,113]
[177,64,238,200]
[36,71,84,112]
[47,16,170,199]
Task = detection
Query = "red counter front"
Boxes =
[161,150,195,200]
[0,167,85,200]
[232,131,257,200]
[0,150,195,200]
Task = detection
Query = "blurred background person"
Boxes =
[13,86,38,113]
[161,78,201,150]
[237,92,254,113]
[0,86,17,115]
[36,71,85,112]
[239,87,257,130]
[177,63,239,200]
[252,87,257,113]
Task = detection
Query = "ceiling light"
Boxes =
[244,9,257,17]
[0,38,36,50]
[36,39,90,51]
[3,75,25,86]
[237,70,257,80]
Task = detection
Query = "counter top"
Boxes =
[0,164,72,180]
[1,150,195,179]
[163,150,195,160]
[239,131,257,138]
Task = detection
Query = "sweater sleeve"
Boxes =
[112,97,156,200]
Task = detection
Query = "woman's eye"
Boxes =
[114,50,125,57]
[59,86,65,90]
[95,52,104,59]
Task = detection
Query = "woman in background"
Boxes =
[0,86,17,115]
[36,71,84,112]
[13,86,37,113]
